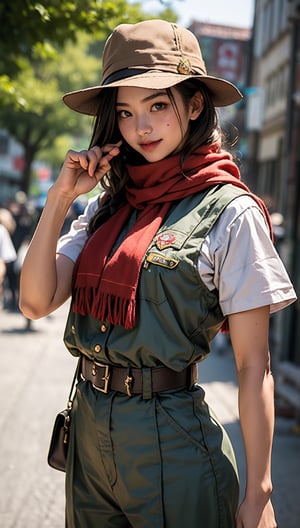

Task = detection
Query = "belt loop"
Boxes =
[190,363,198,389]
[124,366,133,397]
[142,367,152,400]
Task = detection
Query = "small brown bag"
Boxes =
[47,359,81,472]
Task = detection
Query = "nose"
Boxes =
[136,114,153,136]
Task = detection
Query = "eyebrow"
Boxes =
[116,90,168,107]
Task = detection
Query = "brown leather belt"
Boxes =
[81,355,197,397]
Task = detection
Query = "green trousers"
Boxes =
[65,381,239,527]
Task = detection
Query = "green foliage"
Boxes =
[0,33,99,191]
[0,75,26,108]
[0,1,135,70]
[0,0,178,192]
[0,0,151,107]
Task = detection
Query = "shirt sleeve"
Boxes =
[0,224,17,263]
[198,195,297,315]
[56,195,100,263]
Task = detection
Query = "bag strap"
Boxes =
[67,357,81,411]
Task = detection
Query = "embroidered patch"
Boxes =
[156,232,176,250]
[146,253,179,269]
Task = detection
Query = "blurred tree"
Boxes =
[0,0,177,108]
[0,1,177,193]
[0,34,100,192]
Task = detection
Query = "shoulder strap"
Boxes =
[67,357,81,410]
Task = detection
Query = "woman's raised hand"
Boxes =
[53,142,121,199]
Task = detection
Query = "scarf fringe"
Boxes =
[220,317,229,334]
[73,287,136,329]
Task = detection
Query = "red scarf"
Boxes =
[73,144,272,328]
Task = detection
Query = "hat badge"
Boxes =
[177,57,192,75]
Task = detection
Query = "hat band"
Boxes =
[102,68,164,86]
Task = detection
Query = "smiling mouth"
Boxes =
[139,140,161,151]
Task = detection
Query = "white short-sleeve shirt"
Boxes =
[0,224,17,263]
[57,194,296,316]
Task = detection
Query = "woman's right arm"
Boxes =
[19,143,121,319]
[19,187,76,319]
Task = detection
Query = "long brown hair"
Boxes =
[89,80,221,233]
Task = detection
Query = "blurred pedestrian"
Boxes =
[4,195,36,311]
[20,20,296,528]
[0,223,16,300]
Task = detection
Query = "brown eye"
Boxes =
[152,102,167,112]
[117,110,131,119]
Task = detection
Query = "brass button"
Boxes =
[94,344,102,353]
[71,325,76,334]
[100,324,107,333]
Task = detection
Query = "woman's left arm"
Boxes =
[228,306,277,528]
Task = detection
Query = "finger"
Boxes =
[94,144,121,177]
[104,145,121,162]
[67,149,88,168]
[77,149,102,177]
[88,150,102,177]
[67,149,93,174]
[86,142,122,176]
[100,140,122,155]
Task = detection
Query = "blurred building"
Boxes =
[189,21,251,159]
[246,0,300,369]
[189,21,251,88]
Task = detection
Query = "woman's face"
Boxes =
[116,86,203,162]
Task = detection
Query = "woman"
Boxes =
[20,20,296,528]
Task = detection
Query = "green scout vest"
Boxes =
[64,184,248,370]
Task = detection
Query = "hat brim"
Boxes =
[63,72,243,115]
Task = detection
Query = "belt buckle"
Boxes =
[92,361,110,393]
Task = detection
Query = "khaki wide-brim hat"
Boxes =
[63,19,243,115]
